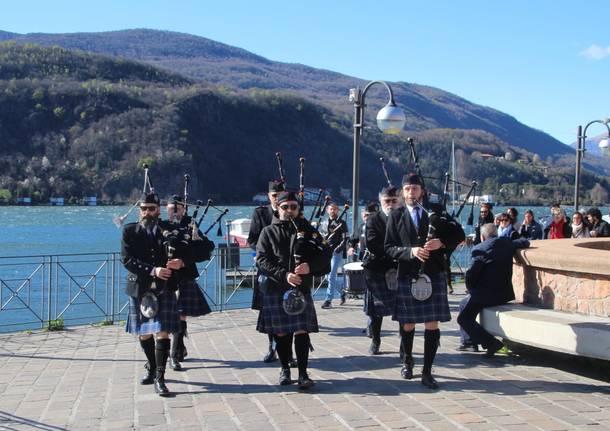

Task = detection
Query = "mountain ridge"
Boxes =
[0,28,571,159]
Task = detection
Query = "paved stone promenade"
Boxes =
[1,287,609,431]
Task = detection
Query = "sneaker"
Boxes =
[263,347,278,363]
[321,300,332,309]
[484,338,504,358]
[456,342,478,352]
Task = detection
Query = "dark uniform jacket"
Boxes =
[121,222,168,298]
[256,217,331,294]
[465,236,530,305]
[247,205,276,250]
[362,210,396,273]
[384,205,465,280]
[159,216,215,280]
[319,217,348,257]
[348,223,367,260]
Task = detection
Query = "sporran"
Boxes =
[411,274,432,301]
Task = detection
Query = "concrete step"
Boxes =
[481,304,610,361]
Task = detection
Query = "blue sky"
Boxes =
[3,0,610,146]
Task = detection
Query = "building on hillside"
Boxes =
[50,197,65,206]
[84,196,97,206]
[16,197,32,205]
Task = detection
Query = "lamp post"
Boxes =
[573,118,610,212]
[349,81,406,235]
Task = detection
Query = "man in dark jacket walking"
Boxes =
[458,223,530,357]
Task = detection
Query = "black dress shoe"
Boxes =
[368,341,380,355]
[485,339,504,358]
[421,373,439,390]
[279,368,292,386]
[400,356,414,379]
[169,357,183,371]
[321,300,332,309]
[154,371,170,397]
[288,357,298,368]
[297,373,315,390]
[340,293,346,305]
[263,348,278,363]
[140,362,155,385]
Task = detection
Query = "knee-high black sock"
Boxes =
[423,329,440,375]
[274,335,291,369]
[294,333,310,377]
[140,337,156,368]
[181,320,188,336]
[401,329,415,361]
[267,333,275,350]
[155,338,170,373]
[288,332,295,359]
[371,316,383,344]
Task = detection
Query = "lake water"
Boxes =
[0,204,554,332]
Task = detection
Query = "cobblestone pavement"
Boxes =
[1,286,609,431]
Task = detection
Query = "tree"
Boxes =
[590,183,608,205]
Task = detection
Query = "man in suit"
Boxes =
[385,174,465,389]
[458,223,530,357]
[122,192,182,396]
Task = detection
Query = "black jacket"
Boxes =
[121,222,169,298]
[362,210,396,272]
[247,205,276,250]
[590,220,610,237]
[384,205,465,279]
[348,222,367,260]
[519,220,543,240]
[256,216,331,294]
[465,236,530,305]
[159,216,215,280]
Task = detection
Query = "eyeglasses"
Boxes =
[383,198,397,203]
[140,206,157,212]
[280,204,299,211]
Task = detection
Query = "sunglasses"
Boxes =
[383,198,398,203]
[270,193,278,198]
[140,206,157,212]
[499,218,509,222]
[280,204,299,211]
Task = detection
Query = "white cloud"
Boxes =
[579,44,610,60]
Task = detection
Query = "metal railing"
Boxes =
[0,243,473,333]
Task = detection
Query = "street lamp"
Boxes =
[349,81,406,235]
[574,118,610,212]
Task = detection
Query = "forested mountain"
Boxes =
[0,43,607,205]
[0,29,572,159]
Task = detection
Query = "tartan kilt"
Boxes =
[392,272,451,324]
[177,279,212,317]
[257,289,319,334]
[126,291,180,336]
[363,268,396,317]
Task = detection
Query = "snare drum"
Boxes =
[343,261,366,295]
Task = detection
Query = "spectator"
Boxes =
[571,212,590,238]
[497,213,519,239]
[519,209,543,240]
[544,208,571,239]
[586,207,610,238]
[474,203,494,245]
[458,223,530,357]
[507,207,519,231]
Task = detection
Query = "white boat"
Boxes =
[228,218,251,248]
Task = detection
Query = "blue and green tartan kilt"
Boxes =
[257,290,319,334]
[392,272,451,324]
[363,269,396,317]
[126,291,181,336]
[177,279,212,317]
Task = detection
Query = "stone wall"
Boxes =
[511,238,610,318]
[512,264,610,317]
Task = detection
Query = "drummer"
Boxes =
[361,186,402,354]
